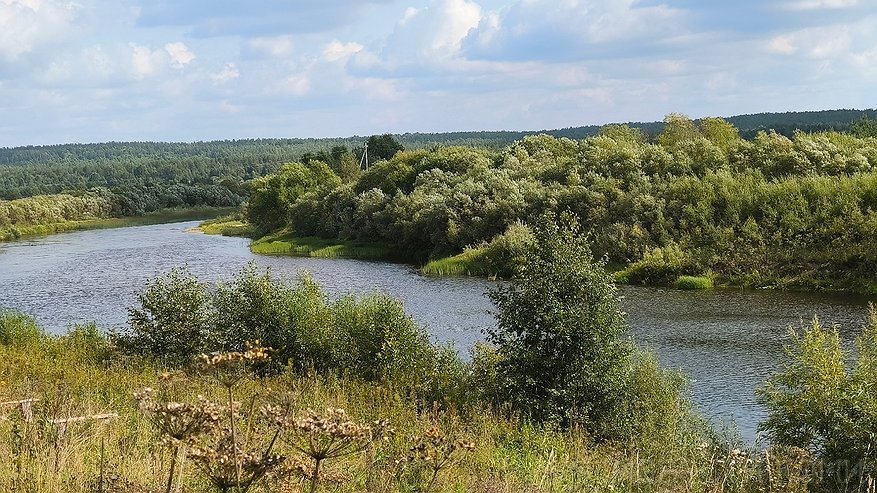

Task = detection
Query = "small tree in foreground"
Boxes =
[487,212,631,435]
[758,306,877,488]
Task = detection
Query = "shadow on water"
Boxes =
[0,221,874,444]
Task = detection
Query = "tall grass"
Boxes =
[0,319,839,492]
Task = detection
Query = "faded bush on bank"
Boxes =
[758,306,877,488]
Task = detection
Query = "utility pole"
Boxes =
[359,142,369,171]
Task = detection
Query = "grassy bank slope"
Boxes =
[0,206,236,242]
[250,229,397,260]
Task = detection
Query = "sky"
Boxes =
[0,0,875,146]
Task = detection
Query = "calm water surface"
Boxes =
[1,221,873,443]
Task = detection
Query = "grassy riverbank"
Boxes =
[249,229,398,260]
[0,315,729,493]
[0,206,237,242]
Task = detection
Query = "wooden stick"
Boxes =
[49,413,119,424]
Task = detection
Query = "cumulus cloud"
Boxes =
[0,0,81,61]
[129,43,164,79]
[246,35,294,58]
[211,62,239,83]
[165,42,195,68]
[278,73,310,96]
[323,40,363,62]
[783,0,859,10]
[463,0,687,62]
[765,25,852,59]
[382,0,482,61]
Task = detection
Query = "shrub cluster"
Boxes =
[111,264,463,404]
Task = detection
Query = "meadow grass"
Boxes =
[0,332,774,493]
[198,216,255,237]
[0,304,852,492]
[420,248,492,277]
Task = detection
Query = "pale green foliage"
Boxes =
[619,242,688,284]
[658,113,701,148]
[758,308,877,486]
[0,310,45,347]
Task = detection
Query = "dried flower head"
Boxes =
[284,408,391,492]
[406,426,475,491]
[134,388,222,443]
[194,341,272,388]
[189,436,286,492]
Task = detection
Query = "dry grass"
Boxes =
[0,331,866,492]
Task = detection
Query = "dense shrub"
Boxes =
[111,264,458,404]
[112,267,211,365]
[486,213,632,434]
[758,306,877,487]
[0,311,45,347]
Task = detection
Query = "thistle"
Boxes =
[134,388,224,493]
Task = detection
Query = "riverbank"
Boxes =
[0,206,236,242]
[246,228,400,261]
[217,221,876,295]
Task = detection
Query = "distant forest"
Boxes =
[1,108,875,204]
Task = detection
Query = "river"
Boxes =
[0,221,873,443]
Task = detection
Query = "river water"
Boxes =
[0,221,873,443]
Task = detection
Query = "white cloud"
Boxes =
[129,43,164,79]
[164,42,195,68]
[382,0,482,61]
[766,35,797,55]
[764,26,851,59]
[211,62,239,83]
[247,35,294,58]
[783,0,859,10]
[463,0,686,61]
[0,0,81,61]
[323,40,363,62]
[279,73,310,96]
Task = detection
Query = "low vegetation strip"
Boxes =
[0,206,236,242]
[250,230,396,260]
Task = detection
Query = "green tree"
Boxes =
[365,134,405,163]
[486,213,631,433]
[851,116,877,138]
[112,268,210,365]
[657,113,700,148]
